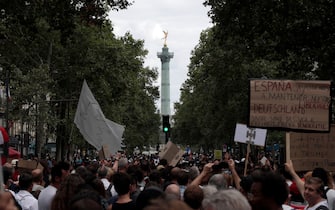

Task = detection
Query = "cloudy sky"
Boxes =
[108,0,213,114]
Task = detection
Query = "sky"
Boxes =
[108,0,213,114]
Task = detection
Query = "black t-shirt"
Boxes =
[112,200,136,210]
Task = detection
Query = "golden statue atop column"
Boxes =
[163,30,168,46]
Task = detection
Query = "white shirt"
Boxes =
[101,178,114,196]
[101,178,110,190]
[282,204,294,210]
[38,185,57,210]
[326,188,335,210]
[305,200,329,210]
[32,183,44,192]
[15,190,39,210]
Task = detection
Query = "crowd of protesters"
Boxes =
[0,148,334,210]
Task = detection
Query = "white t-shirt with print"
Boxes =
[304,200,329,210]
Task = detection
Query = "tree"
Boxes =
[0,0,160,159]
[173,0,335,151]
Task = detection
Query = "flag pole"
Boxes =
[243,142,251,176]
[244,128,255,176]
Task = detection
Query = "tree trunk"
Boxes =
[35,99,49,158]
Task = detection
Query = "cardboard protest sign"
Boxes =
[234,123,267,146]
[249,80,331,132]
[159,141,183,166]
[287,124,335,171]
[214,150,222,160]
[98,145,111,160]
[17,159,44,171]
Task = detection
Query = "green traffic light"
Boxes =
[163,127,169,132]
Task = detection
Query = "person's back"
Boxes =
[250,169,289,210]
[136,186,165,210]
[38,180,57,210]
[15,172,39,210]
[110,172,136,210]
[50,173,85,210]
[38,162,70,210]
[97,166,113,199]
[69,190,104,210]
[32,168,44,199]
[183,185,203,210]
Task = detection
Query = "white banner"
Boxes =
[74,80,125,155]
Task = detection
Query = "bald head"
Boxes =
[165,183,180,200]
[32,169,42,176]
[170,167,181,182]
[32,168,43,183]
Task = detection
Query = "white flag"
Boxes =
[105,119,125,153]
[74,80,125,154]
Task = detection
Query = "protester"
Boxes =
[3,164,19,193]
[228,158,242,190]
[164,183,181,200]
[143,198,192,210]
[177,169,189,200]
[118,158,129,173]
[202,189,251,210]
[188,166,200,183]
[97,166,113,199]
[68,189,104,210]
[147,169,163,188]
[239,175,254,201]
[136,186,165,210]
[110,167,141,204]
[312,168,335,210]
[304,177,329,210]
[201,185,218,199]
[50,173,85,210]
[183,184,203,210]
[250,169,289,210]
[191,162,214,186]
[15,172,39,210]
[208,173,228,190]
[0,191,20,210]
[31,169,44,199]
[167,167,181,186]
[285,160,335,209]
[6,146,324,210]
[38,162,70,210]
[109,172,136,210]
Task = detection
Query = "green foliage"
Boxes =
[0,0,159,158]
[174,0,335,150]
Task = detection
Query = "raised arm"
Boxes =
[285,160,305,198]
[191,162,214,186]
[228,159,241,190]
[112,152,121,172]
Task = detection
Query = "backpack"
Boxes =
[105,183,113,200]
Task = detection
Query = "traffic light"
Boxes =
[162,115,170,133]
